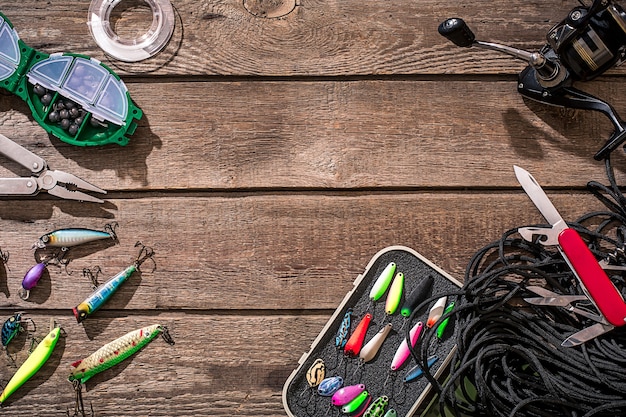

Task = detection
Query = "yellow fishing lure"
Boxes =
[0,323,61,404]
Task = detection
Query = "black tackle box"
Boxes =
[282,245,463,417]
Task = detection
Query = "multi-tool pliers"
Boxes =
[514,165,626,347]
[0,133,106,203]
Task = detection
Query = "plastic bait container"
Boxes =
[0,11,142,146]
[283,246,462,417]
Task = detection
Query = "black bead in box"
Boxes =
[283,246,462,417]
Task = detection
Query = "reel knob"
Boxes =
[438,18,475,47]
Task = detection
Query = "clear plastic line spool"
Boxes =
[88,0,175,62]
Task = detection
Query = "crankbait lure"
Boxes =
[401,275,434,317]
[341,390,370,414]
[305,358,325,388]
[369,262,396,301]
[0,321,61,404]
[391,321,423,371]
[318,376,343,396]
[359,323,393,363]
[404,355,439,383]
[1,313,34,348]
[19,249,69,300]
[72,242,154,323]
[332,383,366,406]
[385,272,404,315]
[427,296,448,328]
[344,313,372,357]
[33,223,118,249]
[335,308,352,349]
[364,395,389,417]
[68,324,174,384]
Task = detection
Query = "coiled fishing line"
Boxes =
[405,157,626,417]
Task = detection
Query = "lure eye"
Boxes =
[42,236,49,242]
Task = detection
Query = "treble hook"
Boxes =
[82,266,103,290]
[159,326,176,345]
[68,381,94,417]
[103,222,119,242]
[133,241,156,272]
[0,247,9,264]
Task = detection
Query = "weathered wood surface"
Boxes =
[0,0,625,416]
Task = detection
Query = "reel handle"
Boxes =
[438,18,475,47]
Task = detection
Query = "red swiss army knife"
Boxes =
[514,165,626,347]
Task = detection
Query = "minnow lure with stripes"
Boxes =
[68,324,174,384]
[33,223,118,249]
[72,242,153,323]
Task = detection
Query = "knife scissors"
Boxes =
[514,165,626,346]
[0,133,106,203]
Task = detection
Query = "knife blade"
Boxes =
[514,165,626,328]
[561,322,614,347]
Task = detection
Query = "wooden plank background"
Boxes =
[0,0,625,415]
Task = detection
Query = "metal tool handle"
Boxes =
[0,133,46,174]
[0,178,38,195]
[559,228,626,327]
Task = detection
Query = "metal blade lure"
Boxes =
[68,324,174,385]
[341,390,370,414]
[72,242,154,323]
[359,323,393,363]
[332,383,366,406]
[305,358,326,388]
[427,296,448,328]
[32,222,118,249]
[391,321,423,371]
[344,313,372,357]
[335,308,352,349]
[369,262,396,301]
[385,272,404,315]
[364,395,389,417]
[0,322,61,404]
[401,275,434,318]
[317,376,343,396]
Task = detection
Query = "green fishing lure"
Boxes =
[68,324,174,384]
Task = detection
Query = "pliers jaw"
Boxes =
[0,133,106,203]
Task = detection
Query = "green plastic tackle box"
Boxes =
[282,245,462,417]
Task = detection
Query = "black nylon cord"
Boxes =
[403,159,626,416]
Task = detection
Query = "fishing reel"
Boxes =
[438,0,626,160]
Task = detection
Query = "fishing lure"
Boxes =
[364,395,389,417]
[318,376,343,396]
[404,356,439,383]
[332,383,366,406]
[305,358,325,388]
[0,321,61,404]
[391,321,423,371]
[426,296,448,328]
[72,242,154,323]
[335,308,352,349]
[369,262,396,301]
[383,409,397,417]
[68,324,174,384]
[344,313,372,357]
[385,272,404,315]
[32,223,118,249]
[1,313,35,348]
[19,249,69,300]
[400,275,434,317]
[341,390,370,414]
[359,323,393,363]
[436,301,455,339]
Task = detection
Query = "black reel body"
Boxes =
[439,0,626,160]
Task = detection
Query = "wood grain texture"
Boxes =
[0,0,625,416]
